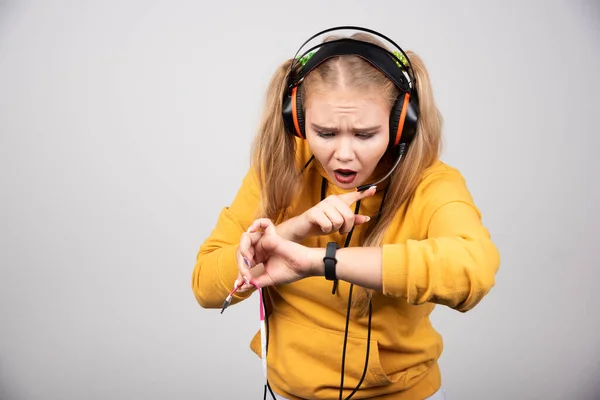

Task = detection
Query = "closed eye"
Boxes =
[316,131,335,138]
[356,133,375,139]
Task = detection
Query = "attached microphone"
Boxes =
[356,143,407,192]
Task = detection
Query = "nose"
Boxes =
[334,136,354,163]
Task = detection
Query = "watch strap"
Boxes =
[323,242,339,281]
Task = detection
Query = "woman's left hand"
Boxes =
[237,218,317,290]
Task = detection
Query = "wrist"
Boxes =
[276,216,304,243]
[307,247,326,277]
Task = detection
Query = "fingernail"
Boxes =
[244,258,250,267]
[365,216,371,222]
[243,276,249,284]
[371,185,377,191]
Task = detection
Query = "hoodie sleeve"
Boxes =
[191,167,261,309]
[380,164,500,312]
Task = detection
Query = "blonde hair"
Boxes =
[251,33,443,314]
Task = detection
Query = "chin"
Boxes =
[335,182,356,190]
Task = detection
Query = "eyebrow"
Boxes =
[310,123,382,133]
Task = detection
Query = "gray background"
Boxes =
[1,0,599,399]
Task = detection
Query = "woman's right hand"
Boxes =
[232,185,376,291]
[275,185,378,243]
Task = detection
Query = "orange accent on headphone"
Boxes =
[394,92,410,146]
[291,87,304,139]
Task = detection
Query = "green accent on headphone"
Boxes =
[393,51,409,68]
[297,50,407,69]
[297,51,315,66]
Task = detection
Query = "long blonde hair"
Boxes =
[251,33,443,313]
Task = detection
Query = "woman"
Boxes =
[192,26,500,400]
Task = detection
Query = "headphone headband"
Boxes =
[287,25,416,84]
[288,39,412,93]
[281,26,420,147]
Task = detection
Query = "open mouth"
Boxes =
[334,169,357,184]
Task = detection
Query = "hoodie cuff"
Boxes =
[217,245,253,300]
[381,243,408,298]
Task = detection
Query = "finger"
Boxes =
[247,218,274,234]
[233,273,244,291]
[237,237,258,291]
[239,231,262,265]
[248,218,279,236]
[247,262,267,287]
[320,201,345,232]
[245,261,275,289]
[238,233,255,268]
[237,242,263,291]
[353,214,372,226]
[235,250,253,292]
[238,275,255,292]
[307,208,334,233]
[236,246,253,287]
[339,185,377,206]
[250,273,275,289]
[327,196,356,233]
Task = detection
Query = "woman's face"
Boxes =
[304,86,390,190]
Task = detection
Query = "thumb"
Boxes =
[248,274,274,290]
[234,272,251,292]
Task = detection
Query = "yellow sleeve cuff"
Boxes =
[217,245,254,302]
[381,243,408,298]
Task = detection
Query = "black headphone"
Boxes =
[282,26,420,149]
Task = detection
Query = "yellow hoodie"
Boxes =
[192,138,500,399]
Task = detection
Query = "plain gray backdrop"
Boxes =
[1,0,599,399]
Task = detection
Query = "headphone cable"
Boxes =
[339,186,388,400]
[341,298,373,400]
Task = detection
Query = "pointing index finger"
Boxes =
[339,185,377,205]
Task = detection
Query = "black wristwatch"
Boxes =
[323,242,340,281]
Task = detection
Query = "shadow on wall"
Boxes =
[576,0,600,33]
[0,364,24,400]
[0,0,26,32]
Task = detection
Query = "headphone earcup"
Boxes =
[282,86,306,139]
[389,91,419,146]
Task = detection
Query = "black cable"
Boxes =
[262,287,277,400]
[302,155,315,172]
[320,176,327,201]
[338,187,388,400]
[338,282,354,400]
[336,200,362,399]
[344,300,372,400]
[266,381,276,399]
